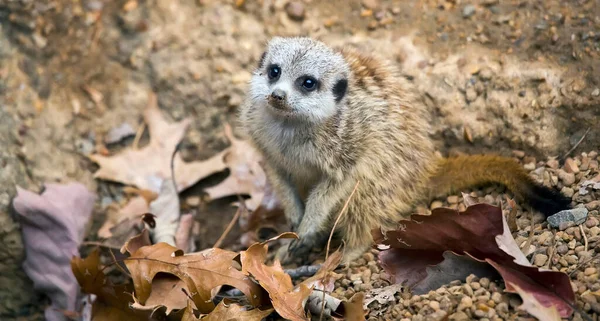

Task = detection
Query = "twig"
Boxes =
[580,225,588,253]
[132,122,145,150]
[213,205,243,249]
[81,241,122,250]
[320,181,360,321]
[107,245,132,278]
[561,127,590,161]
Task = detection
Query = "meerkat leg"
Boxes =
[338,220,374,265]
[264,164,305,230]
[286,178,358,260]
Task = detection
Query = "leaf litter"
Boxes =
[374,202,576,318]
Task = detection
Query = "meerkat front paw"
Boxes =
[274,237,315,265]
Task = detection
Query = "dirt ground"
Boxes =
[0,0,599,319]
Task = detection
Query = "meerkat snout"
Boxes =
[267,88,289,110]
[270,88,286,101]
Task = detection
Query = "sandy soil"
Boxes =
[0,0,598,319]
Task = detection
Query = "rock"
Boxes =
[564,158,580,174]
[558,170,576,186]
[586,217,599,228]
[465,87,478,102]
[586,200,600,210]
[533,254,548,266]
[592,88,600,97]
[285,1,305,21]
[431,200,443,209]
[547,208,589,228]
[449,311,470,321]
[362,0,380,10]
[559,221,575,231]
[523,162,535,171]
[561,186,574,198]
[557,244,569,255]
[462,4,476,18]
[584,267,597,276]
[447,195,459,204]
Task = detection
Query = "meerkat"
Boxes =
[239,37,572,264]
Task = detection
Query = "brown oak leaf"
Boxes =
[240,233,312,321]
[123,242,263,314]
[181,300,273,321]
[373,203,575,318]
[71,249,150,321]
[89,92,228,193]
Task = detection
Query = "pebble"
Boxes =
[285,1,305,21]
[186,196,201,207]
[449,311,469,321]
[561,186,575,198]
[547,208,589,228]
[431,200,443,209]
[462,4,476,18]
[558,170,576,186]
[466,87,478,102]
[586,217,599,228]
[534,253,548,266]
[557,244,569,255]
[564,158,580,174]
[447,195,459,204]
[362,0,380,10]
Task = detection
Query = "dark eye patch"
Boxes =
[332,78,348,102]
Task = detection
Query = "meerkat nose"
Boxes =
[271,89,286,101]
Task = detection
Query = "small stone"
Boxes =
[429,301,440,311]
[512,150,525,158]
[564,158,580,174]
[523,162,536,171]
[362,0,380,10]
[449,311,469,321]
[561,187,575,198]
[547,158,559,169]
[285,1,305,21]
[557,244,569,255]
[584,267,597,276]
[447,195,459,204]
[466,87,478,102]
[534,254,548,266]
[592,88,600,97]
[462,4,476,18]
[586,200,600,210]
[558,170,576,186]
[547,208,589,228]
[586,217,599,228]
[431,200,443,209]
[474,309,486,318]
[559,221,575,231]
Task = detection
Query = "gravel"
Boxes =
[327,150,599,321]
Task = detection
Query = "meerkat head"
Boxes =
[248,37,350,123]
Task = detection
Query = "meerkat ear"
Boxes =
[258,51,267,68]
[332,78,348,102]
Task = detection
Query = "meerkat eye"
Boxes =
[300,77,318,91]
[268,65,281,80]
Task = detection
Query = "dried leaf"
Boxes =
[336,292,366,321]
[71,249,150,321]
[203,124,267,211]
[98,195,150,238]
[511,283,561,321]
[240,233,311,321]
[363,284,403,308]
[181,300,273,321]
[374,203,575,318]
[123,243,263,314]
[148,179,180,246]
[13,183,96,321]
[301,250,343,292]
[176,213,195,252]
[90,92,227,193]
[104,122,136,145]
[239,178,287,244]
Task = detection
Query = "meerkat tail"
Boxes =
[427,154,572,216]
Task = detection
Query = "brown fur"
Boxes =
[239,38,571,264]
